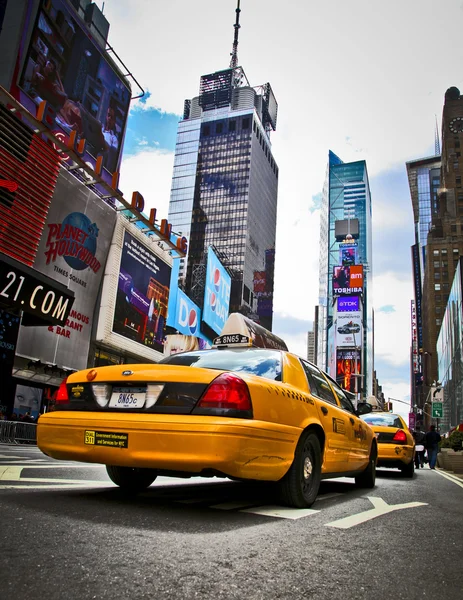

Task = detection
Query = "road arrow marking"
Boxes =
[325,496,428,529]
[240,505,320,519]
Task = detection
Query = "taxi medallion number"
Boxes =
[109,387,147,409]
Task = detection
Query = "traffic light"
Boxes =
[384,401,393,412]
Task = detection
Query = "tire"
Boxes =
[106,465,157,491]
[401,460,415,478]
[279,431,322,508]
[355,443,377,488]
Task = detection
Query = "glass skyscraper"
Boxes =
[317,151,373,398]
[167,64,279,332]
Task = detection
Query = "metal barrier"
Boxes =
[0,421,37,444]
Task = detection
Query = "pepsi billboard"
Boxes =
[169,289,201,338]
[203,246,231,335]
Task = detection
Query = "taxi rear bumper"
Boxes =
[37,412,300,481]
[377,443,414,468]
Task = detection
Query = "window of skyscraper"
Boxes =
[242,117,250,129]
[229,120,236,131]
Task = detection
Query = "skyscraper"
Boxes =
[317,151,373,399]
[167,2,279,334]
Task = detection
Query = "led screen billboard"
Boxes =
[17,0,131,174]
[332,265,363,295]
[336,348,361,394]
[203,246,231,335]
[167,288,202,338]
[336,311,362,347]
[339,242,358,266]
[337,296,360,312]
[15,168,116,371]
[113,231,171,353]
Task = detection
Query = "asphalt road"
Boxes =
[1,444,462,600]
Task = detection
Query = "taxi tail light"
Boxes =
[55,378,69,404]
[197,373,252,411]
[392,429,407,443]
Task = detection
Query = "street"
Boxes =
[1,444,462,600]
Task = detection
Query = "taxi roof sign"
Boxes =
[213,313,288,351]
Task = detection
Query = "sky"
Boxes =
[99,0,463,420]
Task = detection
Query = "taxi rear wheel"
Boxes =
[401,460,415,478]
[355,444,377,488]
[279,431,321,508]
[106,465,157,491]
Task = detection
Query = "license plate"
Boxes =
[85,430,128,448]
[109,387,146,408]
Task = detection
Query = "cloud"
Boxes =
[377,305,396,314]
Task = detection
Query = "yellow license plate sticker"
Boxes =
[84,430,128,448]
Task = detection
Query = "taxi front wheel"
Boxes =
[279,431,322,508]
[106,465,157,491]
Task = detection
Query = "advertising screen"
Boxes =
[336,348,361,394]
[113,231,171,353]
[0,104,60,266]
[163,334,210,356]
[203,246,231,335]
[337,296,360,312]
[332,265,363,295]
[339,242,358,266]
[17,0,131,174]
[167,288,202,338]
[336,310,362,347]
[15,168,116,370]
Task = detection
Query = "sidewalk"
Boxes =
[436,467,463,481]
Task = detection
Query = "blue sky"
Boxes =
[101,0,463,419]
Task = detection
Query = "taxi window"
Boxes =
[160,348,282,381]
[300,360,337,405]
[361,413,404,428]
[324,376,356,414]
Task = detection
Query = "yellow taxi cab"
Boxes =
[38,313,378,508]
[360,411,415,477]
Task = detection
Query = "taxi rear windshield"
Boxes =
[361,413,404,428]
[160,348,282,381]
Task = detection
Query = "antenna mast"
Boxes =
[229,0,241,69]
[435,114,441,156]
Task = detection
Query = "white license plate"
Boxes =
[109,387,146,409]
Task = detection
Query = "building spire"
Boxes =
[435,114,441,156]
[229,0,241,69]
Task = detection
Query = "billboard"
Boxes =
[0,104,60,266]
[332,265,363,295]
[203,246,231,335]
[17,0,131,174]
[336,310,362,347]
[112,231,171,353]
[15,168,116,370]
[336,348,361,394]
[167,288,202,338]
[337,296,360,312]
[163,334,210,356]
[339,242,358,266]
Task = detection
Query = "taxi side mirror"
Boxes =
[356,402,373,416]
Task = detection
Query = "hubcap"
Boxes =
[303,455,313,480]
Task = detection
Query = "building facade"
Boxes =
[167,23,279,334]
[317,151,373,399]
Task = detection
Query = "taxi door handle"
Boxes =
[350,417,355,425]
[321,406,328,416]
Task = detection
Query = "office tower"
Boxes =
[307,330,315,363]
[418,86,463,424]
[167,2,279,333]
[406,154,441,411]
[317,151,373,399]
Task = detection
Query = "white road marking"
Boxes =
[325,496,428,529]
[0,483,113,490]
[436,470,463,488]
[240,505,320,519]
[211,501,258,510]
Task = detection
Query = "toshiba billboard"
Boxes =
[332,265,363,295]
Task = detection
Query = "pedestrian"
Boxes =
[413,425,426,469]
[425,424,441,469]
